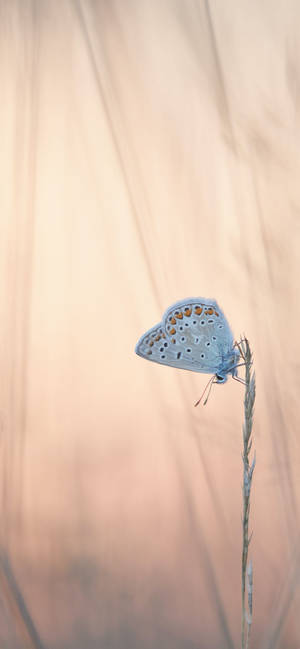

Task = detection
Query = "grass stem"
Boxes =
[240,338,256,649]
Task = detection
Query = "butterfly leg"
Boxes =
[226,360,246,377]
[234,338,253,367]
[232,375,246,385]
[232,361,246,371]
[234,338,247,359]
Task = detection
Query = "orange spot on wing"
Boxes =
[149,341,154,347]
[162,333,166,338]
[176,312,183,319]
[207,308,214,315]
[169,327,176,335]
[184,308,192,316]
[214,311,219,316]
[170,317,176,324]
[171,338,176,343]
[195,307,203,315]
[155,335,161,341]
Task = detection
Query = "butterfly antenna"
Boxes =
[203,376,216,405]
[194,375,215,407]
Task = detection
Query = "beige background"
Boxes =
[0,1,299,647]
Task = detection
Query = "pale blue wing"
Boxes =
[135,297,236,375]
[163,298,234,373]
[162,298,235,357]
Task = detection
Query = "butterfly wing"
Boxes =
[162,297,235,372]
[135,298,235,375]
[135,323,180,366]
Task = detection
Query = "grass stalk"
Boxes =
[240,338,256,649]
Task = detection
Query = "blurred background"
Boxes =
[0,0,299,647]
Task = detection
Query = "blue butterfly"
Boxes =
[135,298,241,386]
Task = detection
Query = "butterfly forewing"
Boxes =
[162,298,233,373]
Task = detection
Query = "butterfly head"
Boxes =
[215,373,228,384]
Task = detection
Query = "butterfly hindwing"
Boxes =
[135,323,171,365]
